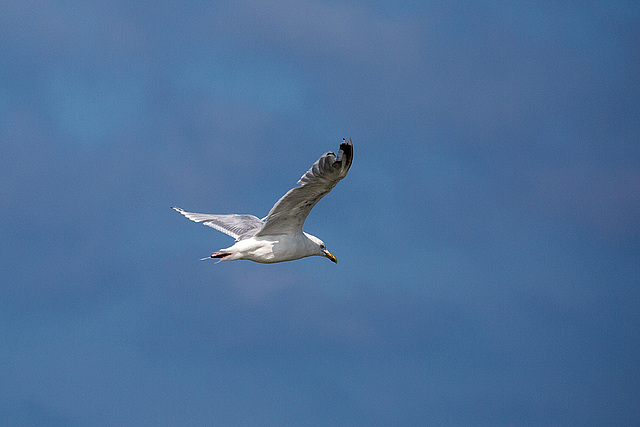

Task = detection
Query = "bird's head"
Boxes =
[306,234,337,263]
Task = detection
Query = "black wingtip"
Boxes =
[338,137,353,167]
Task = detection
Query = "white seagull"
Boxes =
[173,138,353,263]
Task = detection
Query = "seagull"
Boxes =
[173,138,353,263]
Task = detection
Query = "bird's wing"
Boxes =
[255,138,353,237]
[172,207,264,241]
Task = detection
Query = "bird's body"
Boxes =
[209,232,327,264]
[173,139,353,264]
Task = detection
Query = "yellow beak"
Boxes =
[324,250,337,263]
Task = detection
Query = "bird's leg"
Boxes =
[200,252,232,261]
[212,252,231,258]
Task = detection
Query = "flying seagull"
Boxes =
[173,138,353,263]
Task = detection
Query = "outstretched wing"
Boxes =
[172,207,264,241]
[255,138,353,237]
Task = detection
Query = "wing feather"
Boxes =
[255,138,353,237]
[172,207,263,240]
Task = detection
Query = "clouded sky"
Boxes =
[1,1,639,425]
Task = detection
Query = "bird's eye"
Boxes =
[320,244,325,249]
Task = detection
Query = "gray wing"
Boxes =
[172,207,264,241]
[255,138,353,237]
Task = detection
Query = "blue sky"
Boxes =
[1,0,639,425]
